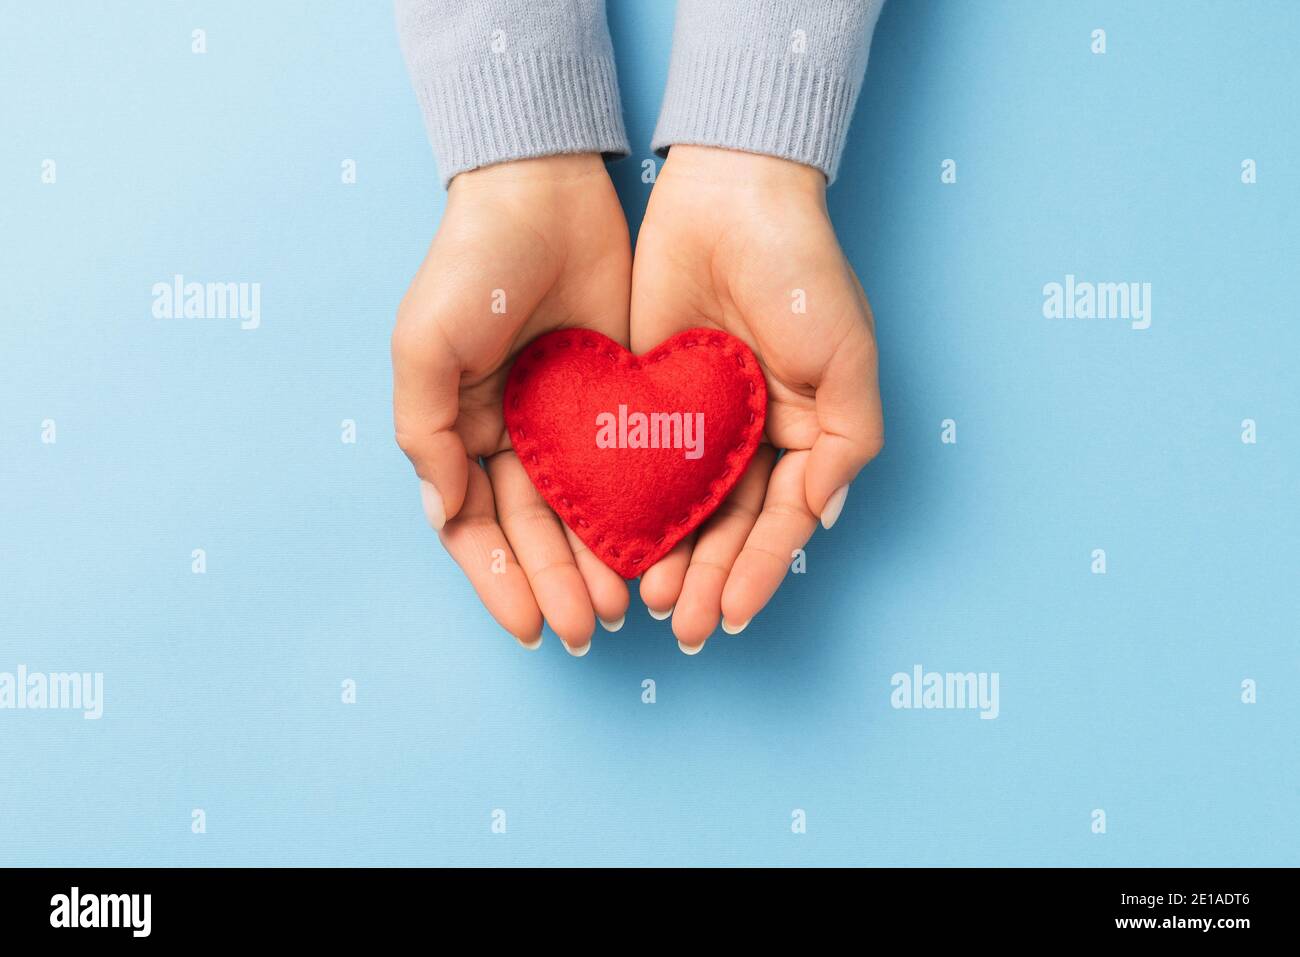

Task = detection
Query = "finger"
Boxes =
[488,452,596,654]
[672,446,776,651]
[629,230,717,352]
[437,459,543,647]
[722,450,819,628]
[804,323,884,527]
[392,317,470,527]
[563,524,631,632]
[638,533,695,620]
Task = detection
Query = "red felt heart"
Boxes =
[503,328,767,579]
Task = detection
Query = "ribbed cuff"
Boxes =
[652,43,861,185]
[411,52,630,187]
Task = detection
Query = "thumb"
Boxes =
[392,319,469,528]
[805,329,883,530]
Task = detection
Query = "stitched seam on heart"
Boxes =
[506,329,767,577]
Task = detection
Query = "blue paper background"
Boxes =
[1,0,1296,866]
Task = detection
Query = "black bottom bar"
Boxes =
[0,866,1284,942]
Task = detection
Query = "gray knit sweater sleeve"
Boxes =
[395,0,630,186]
[652,0,886,184]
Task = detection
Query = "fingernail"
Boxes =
[599,615,625,633]
[677,640,704,656]
[648,605,674,621]
[821,484,849,530]
[517,633,542,651]
[564,640,592,657]
[722,618,750,635]
[419,480,446,530]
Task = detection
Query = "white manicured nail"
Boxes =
[420,480,445,530]
[821,484,849,530]
[648,605,674,621]
[677,640,704,656]
[565,640,592,657]
[722,618,750,635]
[517,633,542,650]
[599,615,625,633]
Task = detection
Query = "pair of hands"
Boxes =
[393,146,883,655]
